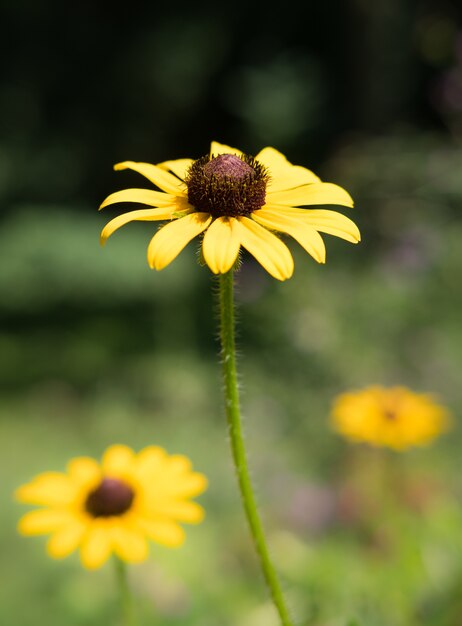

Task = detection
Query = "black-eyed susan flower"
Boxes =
[330,386,451,450]
[100,141,360,281]
[16,445,207,570]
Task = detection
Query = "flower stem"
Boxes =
[114,558,136,626]
[218,269,294,626]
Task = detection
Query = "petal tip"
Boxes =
[147,255,158,270]
[99,227,110,246]
[191,506,206,524]
[17,518,29,535]
[279,269,294,281]
[80,557,103,571]
[171,535,186,548]
[14,486,29,503]
[113,162,129,171]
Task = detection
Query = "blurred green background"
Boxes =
[1,1,462,625]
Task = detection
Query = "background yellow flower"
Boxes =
[330,386,451,450]
[16,445,207,569]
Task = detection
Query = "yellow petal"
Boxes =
[157,158,193,181]
[166,455,193,474]
[114,161,186,195]
[255,147,320,190]
[299,209,360,243]
[111,524,149,563]
[202,217,241,274]
[155,500,205,523]
[210,142,242,157]
[147,213,212,271]
[252,210,326,264]
[138,519,186,547]
[135,453,207,505]
[18,509,72,535]
[67,458,101,490]
[167,473,208,498]
[100,207,191,245]
[80,524,113,570]
[47,520,86,558]
[102,445,135,478]
[234,217,294,281]
[267,183,354,208]
[99,188,178,210]
[15,473,76,507]
[134,446,168,480]
[264,206,361,243]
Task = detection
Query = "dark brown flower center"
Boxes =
[204,154,253,179]
[85,477,134,518]
[186,153,268,218]
[384,409,396,421]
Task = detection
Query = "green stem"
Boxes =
[218,269,294,626]
[114,558,136,626]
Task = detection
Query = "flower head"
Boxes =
[330,386,451,450]
[100,142,360,281]
[16,444,207,569]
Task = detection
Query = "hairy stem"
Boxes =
[218,269,294,626]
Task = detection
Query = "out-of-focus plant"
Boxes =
[330,385,450,450]
[16,444,207,624]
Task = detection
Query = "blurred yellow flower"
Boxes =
[100,141,360,281]
[330,386,451,450]
[16,444,207,570]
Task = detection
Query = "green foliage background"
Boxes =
[1,1,462,625]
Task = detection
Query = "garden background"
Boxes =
[1,1,462,625]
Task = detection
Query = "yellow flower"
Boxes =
[330,386,451,450]
[100,141,360,281]
[16,444,207,570]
